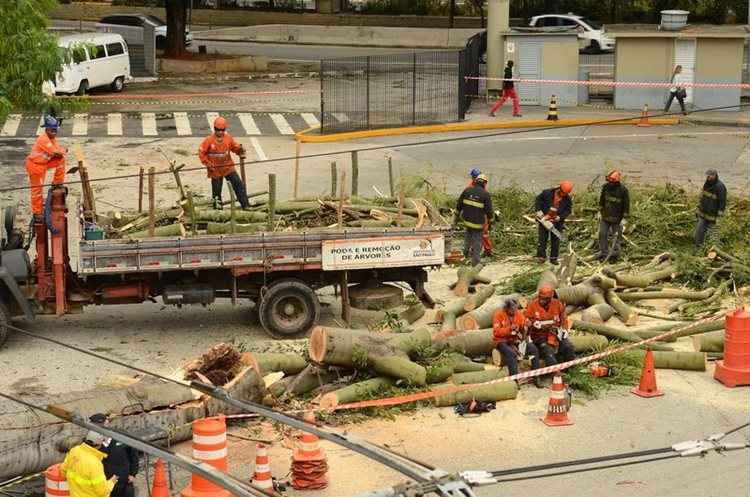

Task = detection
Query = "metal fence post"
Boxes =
[412,52,417,125]
[320,59,325,134]
[458,50,466,120]
[366,56,371,130]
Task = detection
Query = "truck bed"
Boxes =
[77,227,454,275]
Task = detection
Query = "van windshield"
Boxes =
[581,18,602,29]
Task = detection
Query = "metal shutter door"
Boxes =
[517,40,542,105]
[674,39,696,103]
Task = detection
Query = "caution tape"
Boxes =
[55,89,318,102]
[316,312,726,412]
[468,76,750,90]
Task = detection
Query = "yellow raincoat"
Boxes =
[60,443,114,497]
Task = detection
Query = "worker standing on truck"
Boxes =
[694,168,727,249]
[534,181,573,265]
[525,283,575,371]
[60,430,117,497]
[456,174,493,266]
[598,170,630,263]
[198,116,250,210]
[25,116,66,219]
[492,298,543,388]
[466,168,493,257]
[90,414,138,497]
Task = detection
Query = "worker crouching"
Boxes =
[199,116,250,210]
[456,173,493,266]
[492,298,543,388]
[525,284,576,374]
[26,116,66,219]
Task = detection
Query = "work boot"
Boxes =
[513,114,523,117]
[489,112,496,117]
[533,376,544,389]
[597,254,607,262]
[536,256,546,264]
[212,197,223,210]
[483,250,493,258]
[550,258,559,265]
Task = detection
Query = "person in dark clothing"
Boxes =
[456,174,494,266]
[665,64,688,115]
[489,60,521,117]
[534,181,573,265]
[694,169,727,249]
[90,413,139,497]
[598,170,630,262]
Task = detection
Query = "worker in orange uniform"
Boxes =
[525,284,576,374]
[534,180,573,265]
[25,116,66,220]
[492,298,543,387]
[198,116,250,210]
[467,168,493,257]
[60,430,117,497]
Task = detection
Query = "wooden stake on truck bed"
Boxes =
[267,173,276,231]
[229,187,237,235]
[138,167,144,213]
[73,146,95,219]
[186,188,197,236]
[340,271,351,325]
[293,141,301,199]
[148,167,155,237]
[351,150,359,197]
[169,163,186,201]
[330,161,337,197]
[338,170,346,228]
[387,155,395,197]
[239,155,247,189]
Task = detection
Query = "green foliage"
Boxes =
[0,0,87,123]
[373,311,405,333]
[563,345,643,397]
[496,265,545,295]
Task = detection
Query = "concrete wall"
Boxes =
[194,25,481,48]
[615,38,674,110]
[694,38,743,111]
[541,38,578,106]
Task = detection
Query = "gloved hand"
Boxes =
[533,320,543,330]
[51,152,64,160]
[621,219,628,229]
[556,327,569,341]
[535,210,544,219]
[553,216,560,222]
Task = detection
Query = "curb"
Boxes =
[681,118,750,128]
[295,117,680,143]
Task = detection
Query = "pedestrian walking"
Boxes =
[90,414,139,497]
[694,168,727,249]
[597,170,630,262]
[534,181,573,265]
[455,173,493,266]
[489,61,522,117]
[665,64,688,115]
[60,430,117,497]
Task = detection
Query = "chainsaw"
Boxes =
[536,213,567,242]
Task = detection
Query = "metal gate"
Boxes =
[674,39,696,103]
[517,40,542,105]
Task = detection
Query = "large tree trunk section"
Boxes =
[318,377,395,409]
[569,334,609,352]
[436,296,472,322]
[692,330,724,352]
[457,294,522,331]
[454,263,485,296]
[244,353,308,375]
[400,302,426,324]
[195,209,268,223]
[464,285,496,312]
[602,265,677,288]
[555,252,578,286]
[580,303,615,324]
[571,321,672,350]
[432,329,495,358]
[621,350,707,371]
[431,381,518,407]
[672,318,725,339]
[309,327,431,385]
[266,367,340,400]
[618,288,715,301]
[556,275,616,306]
[605,289,639,325]
[449,369,506,384]
[349,284,404,310]
[439,312,458,335]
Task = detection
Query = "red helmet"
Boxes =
[559,180,573,194]
[213,116,227,130]
[538,283,555,298]
[607,170,621,183]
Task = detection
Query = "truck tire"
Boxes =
[258,279,319,339]
[0,302,10,349]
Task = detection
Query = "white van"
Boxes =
[46,33,132,95]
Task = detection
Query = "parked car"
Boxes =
[528,13,614,53]
[43,33,132,95]
[97,14,192,49]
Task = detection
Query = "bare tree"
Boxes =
[164,0,188,58]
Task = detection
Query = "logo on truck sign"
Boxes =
[322,235,444,270]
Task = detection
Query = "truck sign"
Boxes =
[322,235,445,271]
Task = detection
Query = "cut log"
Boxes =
[692,330,724,353]
[555,251,578,286]
[349,284,404,310]
[672,318,725,339]
[348,219,393,228]
[244,353,307,375]
[436,297,472,322]
[129,223,185,239]
[457,294,522,331]
[449,369,506,385]
[432,329,495,358]
[454,263,485,297]
[194,209,268,223]
[571,320,668,347]
[432,381,518,407]
[319,377,395,409]
[266,367,339,399]
[569,334,609,352]
[273,201,320,213]
[464,284,496,312]
[537,270,559,291]
[441,312,457,334]
[618,288,715,301]
[206,222,265,234]
[556,275,616,306]
[580,303,615,324]
[621,350,707,371]
[400,302,426,324]
[605,289,639,325]
[309,326,431,385]
[602,265,677,288]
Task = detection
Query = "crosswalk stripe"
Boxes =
[301,113,320,128]
[0,114,22,137]
[333,113,349,123]
[141,113,157,136]
[174,112,191,136]
[107,113,123,136]
[269,113,294,135]
[37,115,44,136]
[206,111,219,130]
[237,113,260,135]
[72,114,88,136]
[250,137,267,162]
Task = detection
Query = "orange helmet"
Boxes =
[559,180,573,194]
[538,283,555,298]
[213,116,227,130]
[607,170,621,183]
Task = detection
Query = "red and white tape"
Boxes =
[314,312,726,412]
[55,89,317,101]
[468,76,750,90]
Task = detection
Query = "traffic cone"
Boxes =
[546,95,559,121]
[291,412,329,490]
[541,373,573,426]
[637,104,651,127]
[632,348,664,397]
[251,443,274,492]
[151,459,170,497]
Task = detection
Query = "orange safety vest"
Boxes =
[492,309,526,344]
[525,297,568,347]
[25,134,66,174]
[546,190,564,219]
[198,133,243,179]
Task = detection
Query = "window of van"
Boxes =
[106,42,125,56]
[90,45,106,60]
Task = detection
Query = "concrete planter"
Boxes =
[158,55,269,74]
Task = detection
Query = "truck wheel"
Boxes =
[258,279,319,339]
[0,302,10,349]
